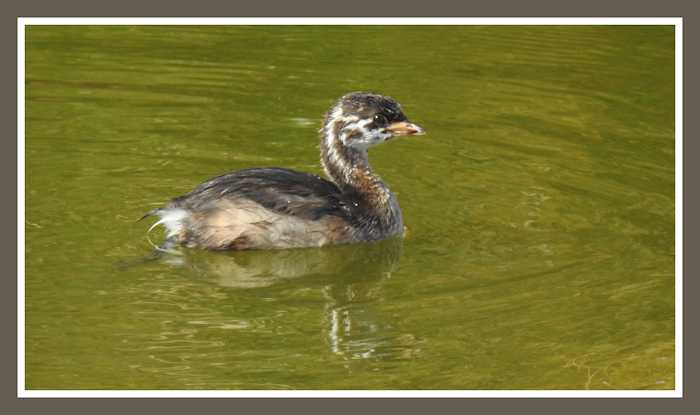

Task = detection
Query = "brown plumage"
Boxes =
[143,92,425,250]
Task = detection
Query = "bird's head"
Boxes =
[321,92,425,151]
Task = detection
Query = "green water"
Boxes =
[24,25,675,391]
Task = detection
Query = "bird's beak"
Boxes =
[386,121,426,138]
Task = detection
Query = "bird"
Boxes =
[143,91,425,251]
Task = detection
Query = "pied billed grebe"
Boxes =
[144,91,425,250]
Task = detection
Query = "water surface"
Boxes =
[24,25,675,391]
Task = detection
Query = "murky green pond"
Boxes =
[23,24,675,391]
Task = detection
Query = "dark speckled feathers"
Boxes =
[162,168,350,222]
[333,92,407,122]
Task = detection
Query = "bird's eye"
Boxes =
[373,114,388,125]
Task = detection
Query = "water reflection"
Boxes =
[147,238,422,366]
[154,237,402,288]
[322,276,423,366]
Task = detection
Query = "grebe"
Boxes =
[144,92,425,250]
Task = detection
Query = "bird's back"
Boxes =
[147,168,355,250]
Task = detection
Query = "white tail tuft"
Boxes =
[147,208,189,238]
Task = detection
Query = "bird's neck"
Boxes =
[319,127,394,208]
[318,114,404,239]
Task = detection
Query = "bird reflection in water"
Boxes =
[150,237,423,366]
